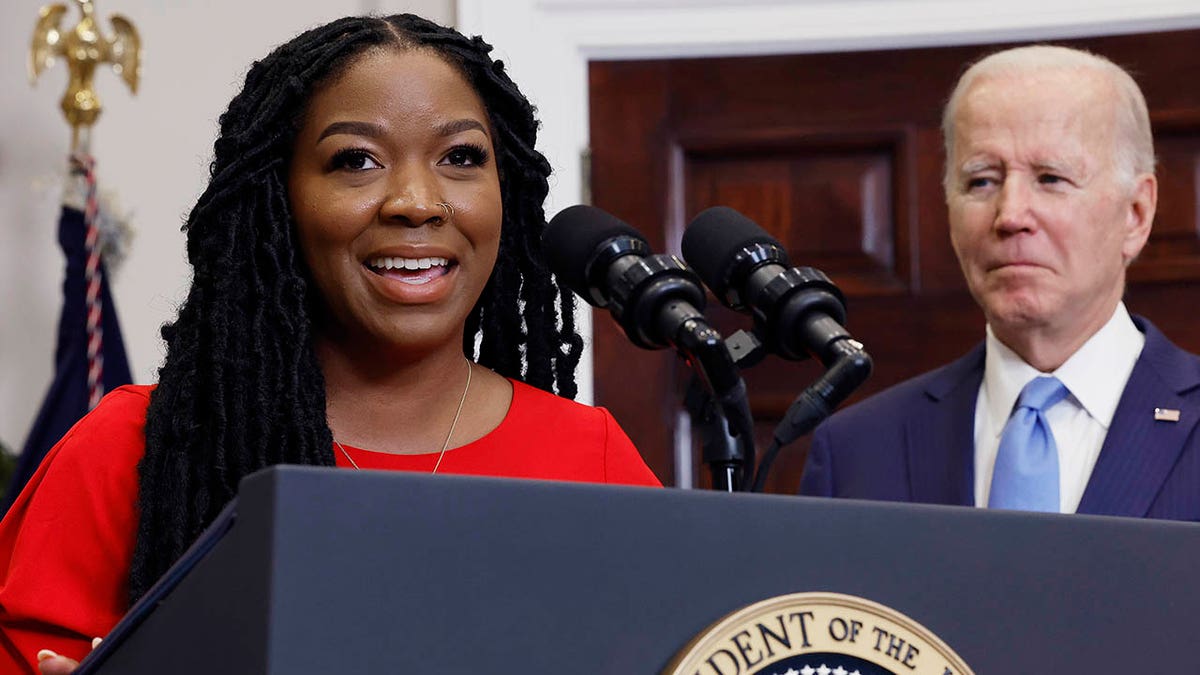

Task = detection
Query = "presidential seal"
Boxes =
[665,592,974,675]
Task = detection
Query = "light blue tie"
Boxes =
[988,376,1069,512]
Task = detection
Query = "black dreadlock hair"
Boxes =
[130,14,583,602]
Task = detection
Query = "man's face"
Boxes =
[946,69,1155,352]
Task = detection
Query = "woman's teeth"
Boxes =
[368,256,450,271]
[366,256,451,286]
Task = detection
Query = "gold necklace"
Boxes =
[334,357,473,475]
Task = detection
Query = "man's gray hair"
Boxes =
[941,45,1155,195]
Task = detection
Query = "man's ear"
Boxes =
[1122,173,1157,264]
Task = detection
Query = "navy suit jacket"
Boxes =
[800,317,1200,521]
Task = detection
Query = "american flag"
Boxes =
[3,154,132,513]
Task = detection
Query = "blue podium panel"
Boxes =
[88,467,1200,673]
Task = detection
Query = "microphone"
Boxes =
[682,206,873,486]
[544,204,756,491]
[544,204,711,352]
[681,206,851,365]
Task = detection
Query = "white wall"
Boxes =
[0,0,453,452]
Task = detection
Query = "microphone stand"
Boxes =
[751,335,872,492]
[683,377,741,492]
[668,311,756,492]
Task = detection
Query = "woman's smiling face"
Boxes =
[288,47,502,356]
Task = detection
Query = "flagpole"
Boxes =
[73,126,91,156]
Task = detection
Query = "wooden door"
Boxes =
[588,29,1200,493]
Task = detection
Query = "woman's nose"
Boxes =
[378,165,447,227]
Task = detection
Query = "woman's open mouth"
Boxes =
[365,256,453,285]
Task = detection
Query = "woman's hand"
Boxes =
[37,649,78,674]
[36,637,101,674]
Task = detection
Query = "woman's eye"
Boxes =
[330,149,382,172]
[442,144,490,167]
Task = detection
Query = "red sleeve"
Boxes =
[599,407,662,487]
[0,386,149,672]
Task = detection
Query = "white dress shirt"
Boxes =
[973,303,1145,513]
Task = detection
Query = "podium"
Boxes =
[84,466,1200,673]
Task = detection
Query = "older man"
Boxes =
[800,45,1200,520]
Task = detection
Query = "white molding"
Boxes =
[528,1,1200,59]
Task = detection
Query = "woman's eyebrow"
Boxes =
[437,118,488,139]
[316,120,385,142]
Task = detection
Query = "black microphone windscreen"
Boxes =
[543,205,646,295]
[682,206,782,293]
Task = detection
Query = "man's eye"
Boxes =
[330,149,382,171]
[966,176,995,190]
[1038,173,1066,185]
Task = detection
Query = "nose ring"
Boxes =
[437,202,455,222]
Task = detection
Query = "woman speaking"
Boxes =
[0,14,659,673]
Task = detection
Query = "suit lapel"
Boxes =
[905,344,985,506]
[1078,319,1200,517]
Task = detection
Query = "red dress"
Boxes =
[0,381,659,671]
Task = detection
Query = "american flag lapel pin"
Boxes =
[1154,408,1181,422]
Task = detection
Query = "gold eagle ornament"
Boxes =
[29,0,141,150]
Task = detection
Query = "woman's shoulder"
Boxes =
[2,383,151,555]
[85,383,155,421]
[26,384,153,488]
[503,380,661,486]
[62,384,153,447]
[505,379,617,436]
[508,379,603,415]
